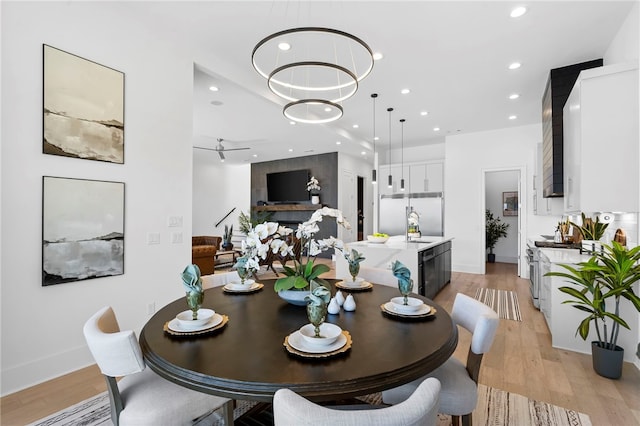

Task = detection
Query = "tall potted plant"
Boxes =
[546,242,640,378]
[571,212,609,253]
[222,224,234,250]
[485,209,509,263]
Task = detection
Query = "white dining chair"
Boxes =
[273,377,441,426]
[357,265,397,288]
[202,270,240,289]
[382,293,499,426]
[83,306,234,426]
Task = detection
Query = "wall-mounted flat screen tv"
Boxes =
[266,169,310,203]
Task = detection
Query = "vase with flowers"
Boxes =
[307,176,321,205]
[239,207,351,305]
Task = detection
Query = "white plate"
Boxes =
[168,313,223,332]
[383,302,432,316]
[224,281,259,291]
[176,308,215,327]
[336,279,371,288]
[390,297,423,313]
[228,279,255,286]
[288,330,347,354]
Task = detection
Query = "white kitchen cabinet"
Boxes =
[563,64,639,213]
[533,143,563,216]
[378,164,406,195]
[409,162,444,193]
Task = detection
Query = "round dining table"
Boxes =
[139,280,458,403]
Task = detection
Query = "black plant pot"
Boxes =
[221,242,233,250]
[487,253,496,263]
[591,341,624,379]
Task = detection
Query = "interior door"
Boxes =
[340,169,356,243]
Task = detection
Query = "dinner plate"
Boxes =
[287,330,348,354]
[382,302,434,317]
[223,282,263,293]
[335,280,373,290]
[168,313,223,332]
[228,279,255,287]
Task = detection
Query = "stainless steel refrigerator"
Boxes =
[379,192,444,237]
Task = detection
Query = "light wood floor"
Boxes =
[2,262,639,425]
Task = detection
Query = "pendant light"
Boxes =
[400,118,406,191]
[371,93,378,185]
[387,107,393,188]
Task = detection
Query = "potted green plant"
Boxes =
[545,242,640,378]
[485,209,509,263]
[222,224,233,250]
[571,212,609,253]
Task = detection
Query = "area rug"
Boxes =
[29,384,590,426]
[474,288,522,321]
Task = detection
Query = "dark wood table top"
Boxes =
[139,280,458,402]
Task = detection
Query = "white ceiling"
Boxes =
[125,1,635,165]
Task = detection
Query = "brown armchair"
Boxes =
[192,236,222,275]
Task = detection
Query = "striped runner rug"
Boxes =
[474,288,522,321]
[28,383,591,426]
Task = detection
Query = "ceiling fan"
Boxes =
[193,137,251,160]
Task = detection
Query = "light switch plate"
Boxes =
[147,232,160,245]
[168,216,183,227]
[171,232,183,244]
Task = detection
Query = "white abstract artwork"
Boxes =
[43,45,124,164]
[43,176,124,286]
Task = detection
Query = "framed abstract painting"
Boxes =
[42,176,125,286]
[503,191,518,216]
[43,44,125,164]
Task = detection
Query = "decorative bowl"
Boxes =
[342,277,366,287]
[367,235,389,243]
[390,297,423,313]
[299,323,342,346]
[176,308,215,328]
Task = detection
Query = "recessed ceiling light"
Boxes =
[288,148,293,152]
[336,141,342,145]
[374,136,380,141]
[508,62,521,70]
[289,121,296,125]
[420,111,429,116]
[510,6,527,18]
[401,88,411,94]
[208,86,219,92]
[352,124,359,129]
[361,151,366,155]
[220,158,225,163]
[509,93,520,100]
[433,127,440,132]
[253,154,258,158]
[509,115,517,120]
[373,52,383,60]
[278,42,291,51]
[324,107,332,112]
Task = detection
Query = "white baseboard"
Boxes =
[1,344,94,397]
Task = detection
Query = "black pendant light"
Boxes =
[387,107,393,188]
[371,93,378,185]
[400,118,406,191]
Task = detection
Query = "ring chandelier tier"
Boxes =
[252,27,374,123]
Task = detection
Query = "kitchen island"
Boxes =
[336,236,453,299]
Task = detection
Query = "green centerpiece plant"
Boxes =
[485,209,509,263]
[545,241,640,378]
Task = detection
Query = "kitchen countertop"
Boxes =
[348,235,452,251]
[538,247,592,264]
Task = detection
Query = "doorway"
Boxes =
[482,167,526,276]
[357,176,364,240]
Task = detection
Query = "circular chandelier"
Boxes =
[252,27,374,123]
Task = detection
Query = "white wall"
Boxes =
[192,152,250,241]
[1,2,195,395]
[604,1,639,66]
[445,124,540,274]
[485,170,519,263]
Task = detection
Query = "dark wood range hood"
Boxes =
[541,59,603,198]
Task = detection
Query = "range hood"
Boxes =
[541,59,602,198]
